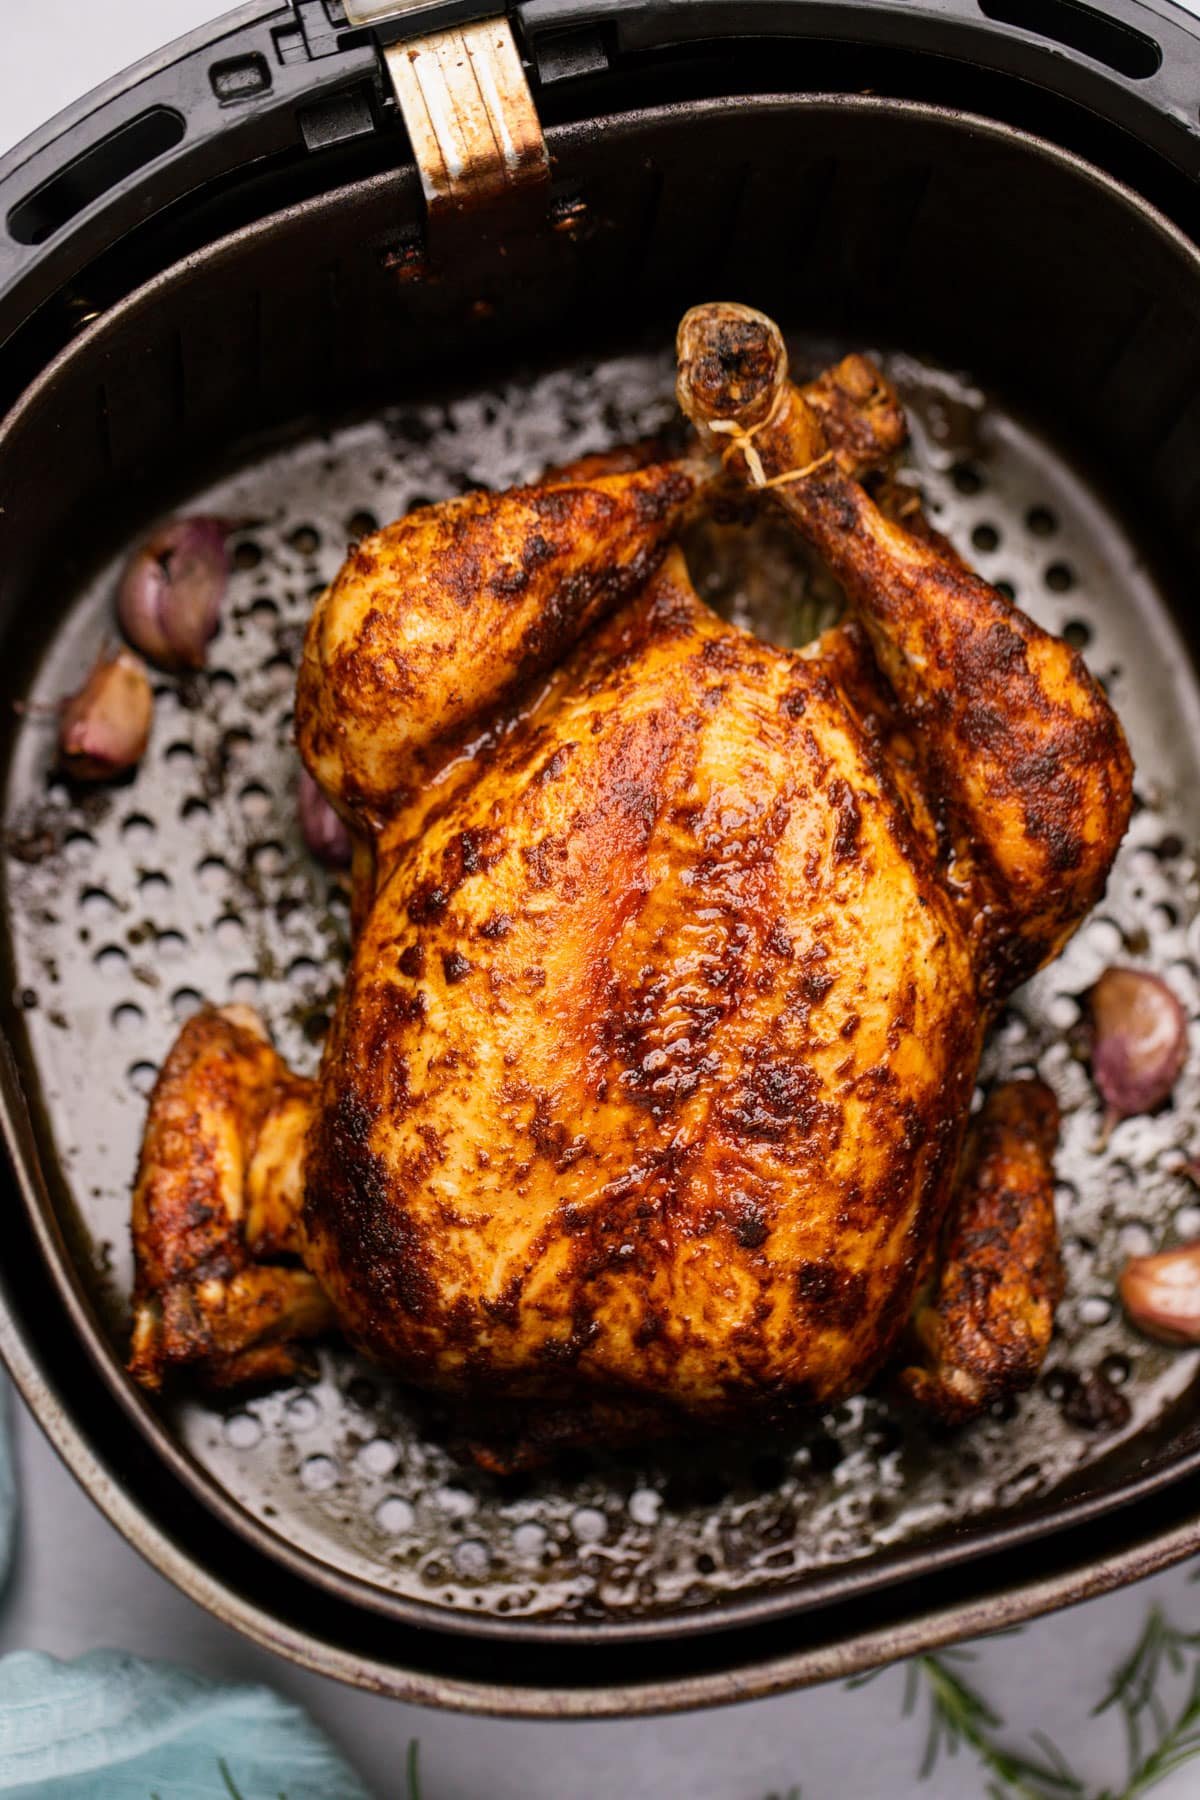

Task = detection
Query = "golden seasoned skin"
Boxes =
[897,1078,1064,1423]
[677,303,1134,1000]
[128,1006,331,1390]
[295,353,908,841]
[540,438,670,484]
[295,462,704,831]
[303,548,980,1414]
[131,343,913,1402]
[129,310,1130,1448]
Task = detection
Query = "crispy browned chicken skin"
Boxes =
[898,1077,1064,1423]
[129,305,1132,1451]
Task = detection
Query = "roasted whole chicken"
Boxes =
[128,305,1132,1461]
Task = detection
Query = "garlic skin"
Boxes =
[59,648,153,781]
[298,768,352,868]
[1090,966,1188,1128]
[1120,1243,1200,1346]
[117,517,229,671]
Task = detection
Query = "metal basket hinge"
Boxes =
[378,15,549,220]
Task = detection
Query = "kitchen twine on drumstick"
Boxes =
[706,405,835,490]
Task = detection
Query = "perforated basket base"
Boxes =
[6,340,1200,1633]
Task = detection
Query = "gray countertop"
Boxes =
[4,7,1200,1796]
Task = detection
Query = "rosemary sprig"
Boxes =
[214,1761,290,1800]
[1093,1607,1200,1800]
[909,1650,1082,1799]
[217,1762,247,1800]
[890,1597,1200,1800]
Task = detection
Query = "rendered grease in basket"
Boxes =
[123,302,1142,1471]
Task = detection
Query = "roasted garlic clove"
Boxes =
[58,648,153,781]
[1120,1242,1200,1346]
[1090,967,1188,1129]
[298,768,352,867]
[117,516,229,671]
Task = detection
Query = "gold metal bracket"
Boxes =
[382,17,549,219]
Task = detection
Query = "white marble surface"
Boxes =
[4,6,1200,1796]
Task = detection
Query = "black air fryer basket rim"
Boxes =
[6,101,1200,1662]
[2,0,1200,1712]
[3,0,1200,360]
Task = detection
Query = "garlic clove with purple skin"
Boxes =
[117,516,230,671]
[298,768,352,868]
[58,648,153,781]
[1120,1242,1200,1346]
[1089,966,1188,1137]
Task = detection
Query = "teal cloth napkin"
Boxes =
[0,1651,374,1798]
[0,1389,374,1799]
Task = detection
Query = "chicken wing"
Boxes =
[128,1006,331,1390]
[898,1078,1063,1423]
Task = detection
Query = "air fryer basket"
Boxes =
[4,2,1200,1715]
